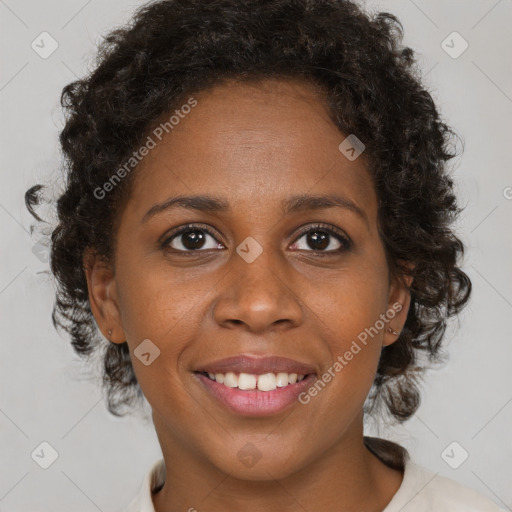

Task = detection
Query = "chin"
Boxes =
[210,448,306,481]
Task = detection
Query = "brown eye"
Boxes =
[290,224,351,253]
[306,231,330,250]
[162,225,224,252]
[178,230,207,250]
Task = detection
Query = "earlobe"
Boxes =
[83,248,126,344]
[386,326,400,337]
[383,271,414,347]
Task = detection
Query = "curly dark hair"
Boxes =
[25,0,471,421]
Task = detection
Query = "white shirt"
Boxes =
[126,453,505,512]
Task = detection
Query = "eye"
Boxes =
[290,223,351,253]
[161,222,351,254]
[162,224,224,252]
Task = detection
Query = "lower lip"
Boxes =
[195,373,317,416]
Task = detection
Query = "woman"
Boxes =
[25,0,504,510]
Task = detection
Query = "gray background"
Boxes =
[1,0,511,510]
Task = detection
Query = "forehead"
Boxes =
[125,79,377,221]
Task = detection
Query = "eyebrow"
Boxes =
[141,193,369,228]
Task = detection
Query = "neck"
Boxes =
[151,412,404,512]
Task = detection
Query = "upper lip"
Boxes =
[195,355,317,376]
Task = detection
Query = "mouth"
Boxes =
[196,370,309,391]
[192,355,317,416]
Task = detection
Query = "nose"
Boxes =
[213,247,304,334]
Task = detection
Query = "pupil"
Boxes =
[182,230,205,250]
[180,230,331,251]
[308,231,328,250]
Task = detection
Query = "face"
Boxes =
[86,79,411,480]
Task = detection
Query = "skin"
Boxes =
[85,79,413,512]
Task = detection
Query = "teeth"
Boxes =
[257,373,276,391]
[203,371,308,391]
[276,372,289,387]
[223,372,238,388]
[238,373,257,390]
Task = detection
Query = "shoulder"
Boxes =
[125,458,165,512]
[364,436,505,512]
[384,461,506,512]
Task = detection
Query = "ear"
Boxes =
[382,265,414,347]
[83,248,126,344]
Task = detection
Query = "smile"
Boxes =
[200,370,307,391]
[193,355,317,416]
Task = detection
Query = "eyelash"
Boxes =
[160,222,352,255]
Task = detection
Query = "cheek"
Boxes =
[115,256,207,343]
[114,270,197,412]
[113,261,208,395]
[307,264,389,346]
[305,263,388,395]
